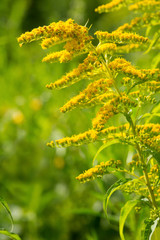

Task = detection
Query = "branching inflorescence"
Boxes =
[18,0,160,239]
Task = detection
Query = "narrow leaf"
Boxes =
[152,102,160,114]
[119,199,139,240]
[0,230,21,240]
[145,26,152,37]
[0,197,14,231]
[92,140,120,164]
[103,178,131,220]
[137,113,160,124]
[143,219,155,240]
[152,225,160,240]
[145,32,160,54]
[150,218,160,240]
[151,52,160,68]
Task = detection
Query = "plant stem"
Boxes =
[127,116,157,209]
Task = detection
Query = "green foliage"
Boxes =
[0,197,14,231]
[0,230,21,240]
[103,178,131,220]
[92,140,120,165]
[119,199,140,240]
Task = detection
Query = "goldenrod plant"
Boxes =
[18,0,160,239]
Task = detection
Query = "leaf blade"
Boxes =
[0,230,21,240]
[103,178,131,221]
[0,197,14,231]
[92,140,120,164]
[119,199,139,240]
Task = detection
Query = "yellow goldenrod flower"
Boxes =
[136,124,160,136]
[47,129,98,148]
[42,50,72,63]
[119,178,148,196]
[88,92,117,106]
[18,19,93,67]
[96,43,117,55]
[92,101,119,130]
[60,78,112,113]
[95,31,148,44]
[129,1,160,11]
[41,36,63,49]
[117,12,160,32]
[46,52,103,90]
[116,43,147,54]
[47,124,130,149]
[18,19,92,47]
[76,160,122,183]
[109,58,146,80]
[95,0,126,13]
[135,124,160,152]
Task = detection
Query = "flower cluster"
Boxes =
[129,1,160,11]
[95,31,148,44]
[46,124,130,148]
[119,178,148,197]
[109,58,160,83]
[46,52,102,89]
[95,0,160,14]
[95,0,127,13]
[117,12,160,32]
[60,78,112,113]
[47,129,98,148]
[121,163,160,203]
[96,43,117,55]
[92,101,119,130]
[18,19,93,63]
[76,160,122,183]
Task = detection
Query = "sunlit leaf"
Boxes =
[0,197,14,231]
[0,230,21,240]
[119,199,139,240]
[142,219,155,240]
[103,178,131,220]
[145,32,160,54]
[92,140,120,164]
[151,225,160,240]
[137,113,160,124]
[151,52,160,68]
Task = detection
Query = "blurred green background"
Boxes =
[0,0,157,240]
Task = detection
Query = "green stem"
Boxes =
[127,117,157,209]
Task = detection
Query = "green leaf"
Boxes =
[145,26,152,37]
[152,102,160,114]
[145,32,160,54]
[152,225,160,240]
[0,197,14,231]
[119,199,139,240]
[137,113,160,124]
[92,140,120,164]
[152,152,160,163]
[0,230,21,240]
[142,219,155,240]
[151,52,160,68]
[103,178,131,220]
